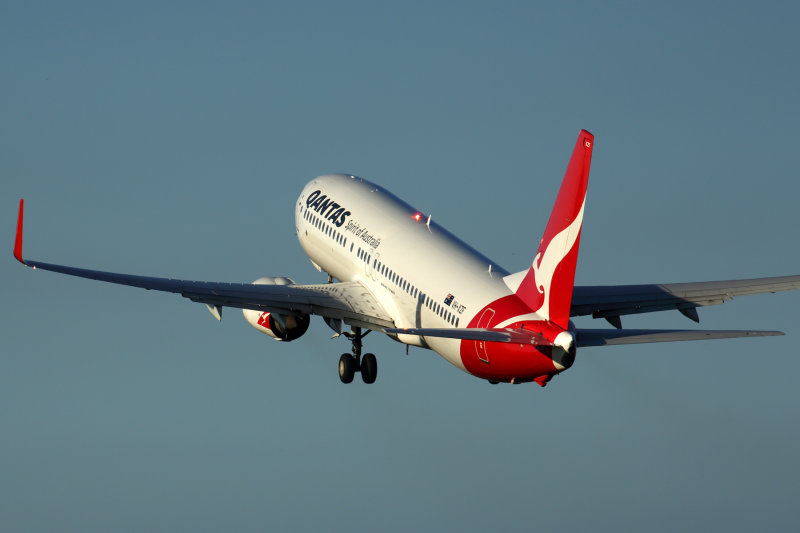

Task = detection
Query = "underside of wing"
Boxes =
[22,260,394,330]
[575,328,784,347]
[571,276,800,326]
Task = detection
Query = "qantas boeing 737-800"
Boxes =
[13,130,800,386]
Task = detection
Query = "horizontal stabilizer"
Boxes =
[576,328,784,347]
[385,327,555,345]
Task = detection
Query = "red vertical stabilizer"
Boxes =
[515,130,594,329]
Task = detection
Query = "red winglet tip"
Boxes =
[14,199,26,265]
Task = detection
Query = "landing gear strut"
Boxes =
[338,327,378,384]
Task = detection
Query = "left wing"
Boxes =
[13,200,393,331]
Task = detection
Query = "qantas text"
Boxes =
[305,190,351,227]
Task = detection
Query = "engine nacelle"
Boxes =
[242,277,310,342]
[243,309,310,341]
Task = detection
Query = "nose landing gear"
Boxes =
[338,327,378,384]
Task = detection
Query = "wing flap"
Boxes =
[576,328,784,347]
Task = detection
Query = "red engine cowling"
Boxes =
[242,277,310,342]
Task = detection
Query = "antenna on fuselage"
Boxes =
[426,214,432,231]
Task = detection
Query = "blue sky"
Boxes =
[2,1,799,531]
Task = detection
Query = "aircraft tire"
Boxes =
[339,353,356,384]
[361,353,377,384]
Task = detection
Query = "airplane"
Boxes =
[13,130,800,386]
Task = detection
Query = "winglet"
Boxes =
[14,199,26,265]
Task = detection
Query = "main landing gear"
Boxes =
[338,327,378,384]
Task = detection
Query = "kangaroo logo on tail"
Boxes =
[516,130,594,329]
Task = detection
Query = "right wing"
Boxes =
[570,276,800,326]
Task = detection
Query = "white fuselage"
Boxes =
[295,174,522,372]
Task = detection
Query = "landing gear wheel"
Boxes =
[361,353,377,384]
[339,353,356,384]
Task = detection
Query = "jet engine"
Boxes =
[242,277,310,341]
